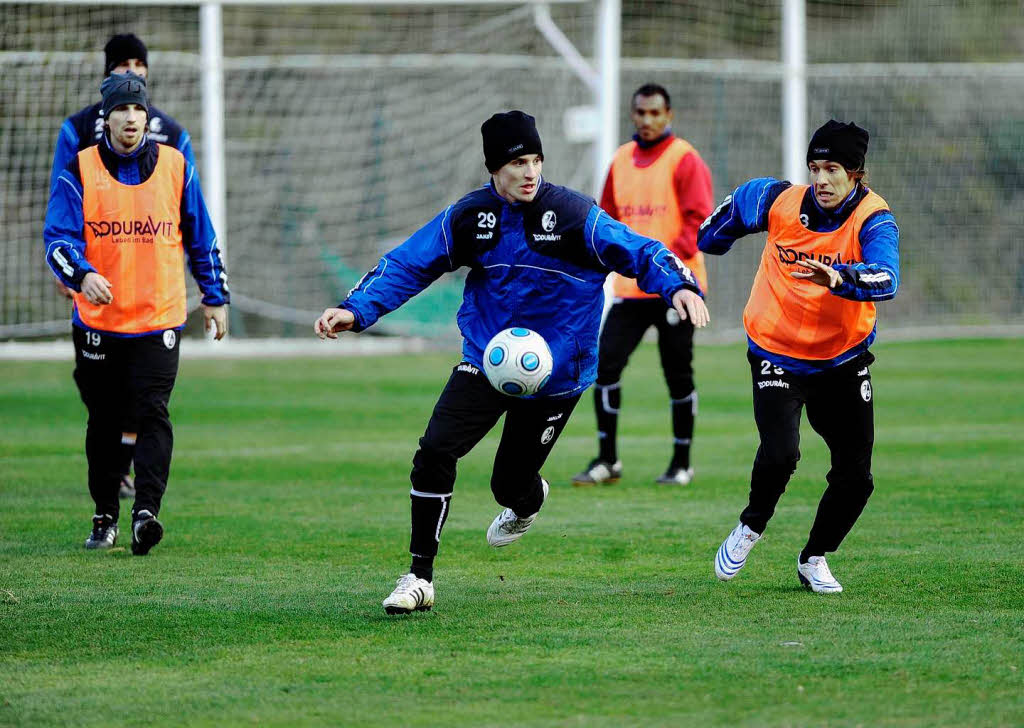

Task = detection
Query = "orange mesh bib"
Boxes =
[742,184,888,360]
[77,144,186,334]
[607,138,708,298]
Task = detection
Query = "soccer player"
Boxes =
[315,111,709,614]
[571,84,713,488]
[699,120,900,593]
[49,33,197,500]
[44,73,229,554]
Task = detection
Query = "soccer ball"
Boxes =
[483,327,554,397]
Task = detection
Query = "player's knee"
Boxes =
[411,442,457,494]
[755,446,800,474]
[668,383,696,404]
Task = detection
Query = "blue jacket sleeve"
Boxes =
[340,207,456,332]
[831,210,900,301]
[585,205,703,300]
[181,161,229,305]
[43,166,95,289]
[697,177,791,255]
[177,129,198,170]
[49,120,79,194]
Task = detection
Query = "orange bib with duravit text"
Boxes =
[608,138,708,298]
[77,144,186,334]
[742,184,888,360]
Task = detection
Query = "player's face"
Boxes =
[493,154,543,204]
[808,159,857,209]
[106,103,147,153]
[110,58,148,79]
[630,94,672,142]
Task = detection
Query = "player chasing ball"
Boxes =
[315,110,708,614]
[699,120,900,594]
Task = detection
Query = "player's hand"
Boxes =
[315,308,356,339]
[672,289,710,328]
[791,259,842,289]
[54,279,75,300]
[80,272,113,305]
[203,304,228,340]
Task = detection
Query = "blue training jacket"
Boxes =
[698,177,900,375]
[44,133,229,337]
[342,178,703,399]
[50,101,196,194]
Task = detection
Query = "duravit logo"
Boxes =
[774,242,846,266]
[86,216,175,242]
[508,143,524,154]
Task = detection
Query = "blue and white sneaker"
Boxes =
[714,521,761,581]
[487,479,549,547]
[797,555,843,593]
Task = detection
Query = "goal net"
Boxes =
[2,0,1023,343]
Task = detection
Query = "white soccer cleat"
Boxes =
[714,521,761,581]
[656,466,694,486]
[382,573,435,614]
[487,479,549,547]
[797,556,843,593]
[571,458,622,486]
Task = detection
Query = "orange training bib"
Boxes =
[77,144,186,334]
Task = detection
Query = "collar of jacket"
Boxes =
[98,133,159,184]
[633,129,673,150]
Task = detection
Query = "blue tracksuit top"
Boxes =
[341,178,703,399]
[697,177,900,375]
[50,101,196,194]
[44,134,229,337]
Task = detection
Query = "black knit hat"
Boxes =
[807,120,869,172]
[100,72,149,119]
[104,33,148,76]
[481,111,543,173]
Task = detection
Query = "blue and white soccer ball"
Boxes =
[483,327,554,397]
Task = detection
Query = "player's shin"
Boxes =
[408,490,452,583]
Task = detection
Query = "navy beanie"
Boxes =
[104,33,148,76]
[100,72,149,118]
[481,111,543,173]
[807,120,869,172]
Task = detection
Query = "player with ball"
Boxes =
[315,111,708,614]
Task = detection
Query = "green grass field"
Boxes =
[1,338,1022,727]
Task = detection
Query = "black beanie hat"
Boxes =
[807,120,869,171]
[104,33,148,76]
[481,111,543,173]
[101,72,149,119]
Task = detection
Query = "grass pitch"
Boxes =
[1,338,1021,727]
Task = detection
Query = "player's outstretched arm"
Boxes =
[672,288,710,328]
[314,308,356,340]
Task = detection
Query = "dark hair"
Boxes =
[632,83,671,110]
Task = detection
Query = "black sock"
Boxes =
[799,548,822,565]
[595,383,621,463]
[410,554,434,582]
[670,391,696,469]
[409,492,450,582]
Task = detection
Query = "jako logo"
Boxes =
[541,210,557,232]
